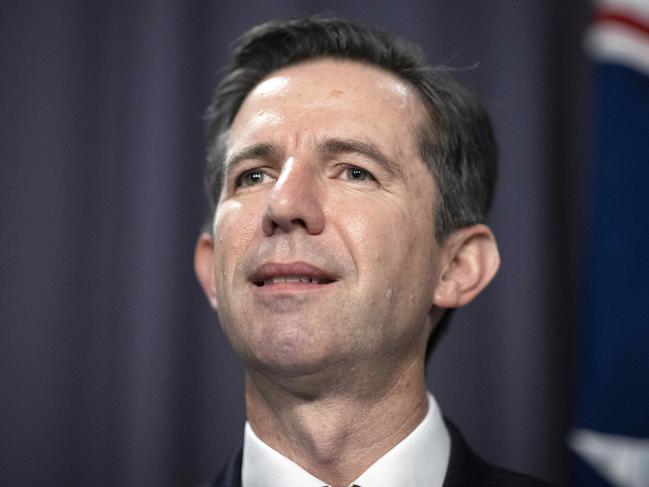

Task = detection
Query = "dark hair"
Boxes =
[203,16,497,242]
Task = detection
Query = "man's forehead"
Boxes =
[228,58,428,156]
[248,58,418,104]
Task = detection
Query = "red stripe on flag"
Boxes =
[594,9,649,38]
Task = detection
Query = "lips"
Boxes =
[249,262,338,287]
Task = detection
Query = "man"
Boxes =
[195,17,552,487]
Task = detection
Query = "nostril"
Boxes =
[254,281,264,287]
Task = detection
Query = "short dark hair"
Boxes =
[203,16,497,242]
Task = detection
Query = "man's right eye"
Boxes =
[237,169,270,187]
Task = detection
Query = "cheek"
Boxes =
[344,196,436,289]
[340,199,412,270]
[213,201,259,284]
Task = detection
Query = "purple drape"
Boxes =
[0,1,589,485]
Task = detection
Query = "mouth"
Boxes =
[249,262,338,289]
[253,275,336,286]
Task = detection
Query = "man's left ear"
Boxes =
[433,224,500,309]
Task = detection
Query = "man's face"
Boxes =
[206,59,445,377]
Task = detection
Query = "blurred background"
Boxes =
[2,1,648,486]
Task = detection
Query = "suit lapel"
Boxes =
[204,446,243,487]
[442,420,493,486]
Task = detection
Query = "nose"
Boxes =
[261,157,325,236]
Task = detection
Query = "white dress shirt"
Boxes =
[241,392,451,487]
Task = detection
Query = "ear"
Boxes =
[194,232,218,310]
[433,224,500,309]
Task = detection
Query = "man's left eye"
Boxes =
[344,166,374,182]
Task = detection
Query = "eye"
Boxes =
[343,166,375,182]
[237,169,271,187]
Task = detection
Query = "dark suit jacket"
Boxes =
[202,420,553,486]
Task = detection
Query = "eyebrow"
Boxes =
[316,137,404,179]
[224,142,284,174]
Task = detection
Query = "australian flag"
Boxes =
[570,1,649,486]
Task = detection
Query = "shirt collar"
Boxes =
[242,421,327,487]
[241,392,450,487]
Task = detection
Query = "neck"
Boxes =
[245,355,428,486]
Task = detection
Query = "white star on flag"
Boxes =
[569,429,649,487]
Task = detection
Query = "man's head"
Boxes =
[195,17,499,383]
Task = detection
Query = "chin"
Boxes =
[222,312,350,378]
[244,335,341,379]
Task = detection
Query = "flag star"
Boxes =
[569,428,649,487]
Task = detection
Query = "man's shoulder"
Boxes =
[443,419,555,487]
